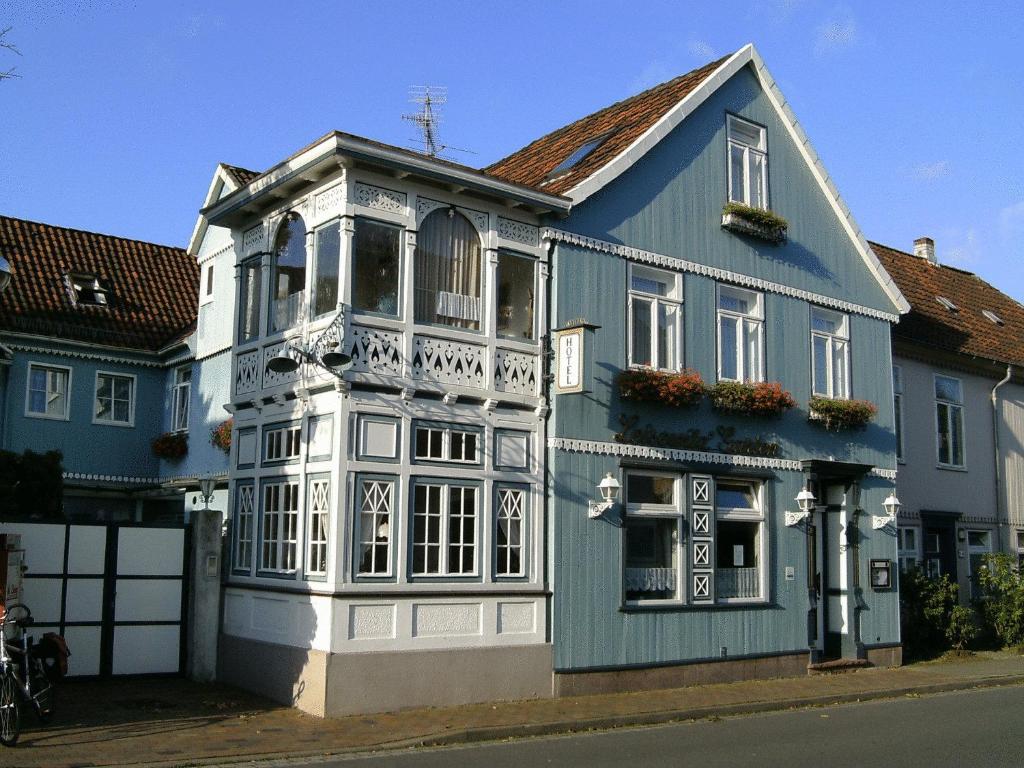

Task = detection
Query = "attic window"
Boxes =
[935,296,958,313]
[544,133,614,182]
[66,273,108,306]
[982,310,1005,326]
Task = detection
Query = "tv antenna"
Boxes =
[403,86,474,160]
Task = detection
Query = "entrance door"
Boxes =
[920,515,957,582]
[809,483,851,661]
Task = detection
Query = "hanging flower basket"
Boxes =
[618,368,705,408]
[152,431,188,461]
[808,397,878,431]
[707,380,796,418]
[721,202,788,243]
[211,418,233,453]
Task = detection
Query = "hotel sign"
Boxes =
[553,320,598,395]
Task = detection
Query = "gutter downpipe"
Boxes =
[992,364,1013,552]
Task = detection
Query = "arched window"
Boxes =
[414,209,482,330]
[270,213,307,332]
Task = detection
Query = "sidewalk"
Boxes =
[6,651,1024,768]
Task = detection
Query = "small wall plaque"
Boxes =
[870,559,893,591]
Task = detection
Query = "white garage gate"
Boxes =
[0,521,188,677]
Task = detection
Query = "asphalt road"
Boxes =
[285,684,1024,768]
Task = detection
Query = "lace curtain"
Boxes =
[414,210,482,330]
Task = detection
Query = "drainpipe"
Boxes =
[991,364,1013,552]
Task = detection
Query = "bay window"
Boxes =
[233,483,254,573]
[811,307,850,399]
[496,251,536,340]
[414,209,482,330]
[628,264,681,370]
[305,476,330,578]
[352,218,401,317]
[411,481,478,576]
[356,476,395,577]
[260,479,299,573]
[624,472,682,604]
[312,221,340,318]
[727,115,768,209]
[717,285,764,382]
[935,374,965,467]
[238,256,262,344]
[270,213,307,333]
[495,485,527,578]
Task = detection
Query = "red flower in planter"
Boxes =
[708,380,795,417]
[618,368,705,408]
[808,397,878,431]
[152,431,188,460]
[210,418,233,453]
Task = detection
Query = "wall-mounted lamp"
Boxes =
[198,476,217,512]
[872,492,901,530]
[588,473,621,519]
[785,488,816,526]
[265,308,351,381]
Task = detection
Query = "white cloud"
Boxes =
[688,40,715,60]
[941,228,981,268]
[627,61,675,94]
[910,160,951,181]
[998,201,1024,240]
[814,15,858,56]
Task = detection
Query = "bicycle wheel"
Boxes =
[29,659,54,724]
[0,669,20,747]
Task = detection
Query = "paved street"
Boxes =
[303,685,1024,768]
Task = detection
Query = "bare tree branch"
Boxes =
[0,27,21,81]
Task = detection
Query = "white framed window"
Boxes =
[717,285,764,382]
[93,372,135,426]
[727,115,768,210]
[356,477,395,577]
[238,256,263,344]
[413,424,480,464]
[495,485,527,578]
[628,264,682,370]
[893,366,904,462]
[25,363,71,420]
[312,221,340,318]
[811,307,849,399]
[352,217,402,317]
[935,374,965,468]
[897,526,919,573]
[234,483,255,573]
[414,209,482,330]
[171,366,191,432]
[411,481,478,577]
[260,479,299,573]
[265,424,301,462]
[305,476,330,578]
[66,273,108,306]
[715,480,765,602]
[496,251,537,340]
[204,263,215,298]
[624,471,683,605]
[270,213,307,333]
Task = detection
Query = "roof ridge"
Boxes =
[868,240,977,277]
[0,213,186,254]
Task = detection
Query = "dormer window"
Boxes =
[727,115,768,210]
[936,296,959,312]
[983,310,1004,326]
[66,273,108,306]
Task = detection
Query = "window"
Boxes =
[496,252,536,340]
[414,209,482,330]
[966,530,992,601]
[234,484,255,572]
[357,478,395,577]
[26,364,70,420]
[413,424,479,464]
[171,366,191,432]
[628,264,681,370]
[352,218,401,317]
[495,486,527,578]
[897,526,919,572]
[545,133,612,181]
[936,296,959,313]
[265,424,301,462]
[1016,531,1024,570]
[893,366,904,462]
[238,257,263,344]
[312,222,340,318]
[94,372,135,426]
[983,309,1004,326]
[811,307,849,399]
[624,472,682,604]
[727,115,768,209]
[935,375,965,467]
[717,286,763,382]
[714,481,764,601]
[65,273,108,306]
[204,263,214,297]
[260,480,299,573]
[270,213,307,332]
[412,482,477,576]
[305,477,330,578]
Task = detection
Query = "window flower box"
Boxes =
[707,380,795,418]
[808,396,878,431]
[152,431,188,461]
[211,418,233,453]
[618,368,705,408]
[721,203,788,244]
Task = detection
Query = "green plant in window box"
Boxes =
[210,418,233,453]
[707,380,796,418]
[617,368,705,408]
[808,396,877,431]
[721,202,788,243]
[151,431,188,461]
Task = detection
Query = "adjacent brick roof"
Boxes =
[221,164,260,187]
[871,241,1024,368]
[484,55,729,195]
[0,214,198,351]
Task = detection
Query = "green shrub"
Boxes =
[947,605,980,651]
[976,553,1024,648]
[899,568,961,660]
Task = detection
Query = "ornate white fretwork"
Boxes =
[416,197,446,224]
[692,511,710,534]
[693,573,711,599]
[692,478,710,504]
[345,324,403,376]
[870,468,898,480]
[541,228,900,323]
[315,184,345,217]
[548,437,804,472]
[261,342,300,388]
[693,541,710,566]
[64,472,160,485]
[415,197,488,234]
[411,335,486,389]
[497,217,539,246]
[785,510,811,527]
[494,348,538,396]
[354,182,406,214]
[242,225,265,256]
[235,350,261,395]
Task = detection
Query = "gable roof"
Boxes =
[0,214,198,351]
[221,164,261,187]
[871,241,1024,369]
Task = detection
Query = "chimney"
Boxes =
[914,237,937,264]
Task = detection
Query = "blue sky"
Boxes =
[2,1,1023,300]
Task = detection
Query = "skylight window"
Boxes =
[544,133,613,181]
[936,296,958,313]
[66,273,108,307]
[982,309,1005,326]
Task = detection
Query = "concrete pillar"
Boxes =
[187,508,223,682]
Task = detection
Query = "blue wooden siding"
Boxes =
[158,350,231,479]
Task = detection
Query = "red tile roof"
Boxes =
[871,241,1024,368]
[483,55,729,195]
[221,164,260,187]
[0,215,198,351]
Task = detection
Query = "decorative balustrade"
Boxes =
[346,324,404,377]
[235,350,261,396]
[715,567,760,599]
[494,348,538,396]
[410,335,487,389]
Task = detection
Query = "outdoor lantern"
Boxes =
[785,488,816,526]
[267,347,301,375]
[320,341,353,370]
[872,492,901,530]
[0,255,11,294]
[198,477,217,511]
[588,472,621,519]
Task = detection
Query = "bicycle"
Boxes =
[0,603,57,747]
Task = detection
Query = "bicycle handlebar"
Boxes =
[1,603,33,629]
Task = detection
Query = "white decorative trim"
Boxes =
[785,510,810,527]
[497,217,539,246]
[562,43,908,316]
[198,242,234,265]
[548,437,803,471]
[416,197,446,224]
[6,342,163,368]
[543,228,899,323]
[242,224,266,256]
[315,184,346,216]
[416,197,488,234]
[63,472,160,485]
[353,183,406,214]
[869,468,898,480]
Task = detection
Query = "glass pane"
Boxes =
[813,335,829,395]
[951,406,964,465]
[720,316,738,380]
[935,376,962,403]
[631,274,669,296]
[811,310,839,334]
[97,376,112,400]
[744,320,761,382]
[313,223,340,317]
[624,517,678,601]
[353,219,401,316]
[627,474,675,505]
[657,303,676,370]
[893,366,902,393]
[832,340,847,398]
[729,143,745,203]
[716,482,756,510]
[631,298,652,366]
[895,395,903,460]
[967,531,989,548]
[414,210,482,330]
[748,152,764,209]
[716,520,761,599]
[719,291,750,315]
[937,403,950,464]
[729,119,762,148]
[114,377,131,401]
[496,252,535,339]
[904,528,917,551]
[271,215,307,331]
[239,260,262,342]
